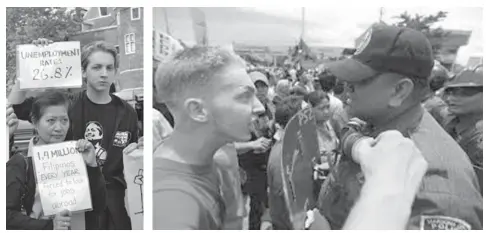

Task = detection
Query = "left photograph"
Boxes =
[6,7,144,230]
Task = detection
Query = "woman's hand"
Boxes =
[6,103,19,138]
[76,139,97,167]
[32,38,54,47]
[53,209,71,230]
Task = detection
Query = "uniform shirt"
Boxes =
[318,106,483,230]
[448,113,483,194]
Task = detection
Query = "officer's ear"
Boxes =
[389,76,414,107]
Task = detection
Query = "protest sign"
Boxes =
[281,107,320,229]
[31,141,92,216]
[153,30,183,62]
[17,41,82,90]
[123,148,144,230]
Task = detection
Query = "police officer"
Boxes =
[444,66,483,194]
[422,61,452,127]
[318,23,482,230]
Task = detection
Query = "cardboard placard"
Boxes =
[17,41,82,90]
[31,141,92,216]
[123,148,144,230]
[281,107,320,229]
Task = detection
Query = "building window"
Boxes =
[125,33,136,54]
[99,7,109,17]
[117,12,120,25]
[131,8,140,20]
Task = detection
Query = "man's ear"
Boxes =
[184,98,208,123]
[389,77,414,107]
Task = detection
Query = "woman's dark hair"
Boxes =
[275,96,303,127]
[30,91,70,124]
[81,41,119,71]
[318,71,337,92]
[307,91,330,107]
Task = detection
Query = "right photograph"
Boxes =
[152,7,483,230]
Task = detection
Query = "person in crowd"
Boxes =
[153,46,265,230]
[307,91,339,174]
[9,39,138,230]
[422,61,451,127]
[7,103,19,158]
[6,91,106,230]
[443,67,483,194]
[317,71,348,135]
[272,79,291,106]
[290,85,309,109]
[319,23,482,230]
[236,70,275,230]
[267,96,303,230]
[317,71,344,113]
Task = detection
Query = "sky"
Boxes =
[154,7,482,65]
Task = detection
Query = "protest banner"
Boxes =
[31,141,92,216]
[17,41,82,90]
[153,30,183,62]
[281,107,320,229]
[123,148,144,230]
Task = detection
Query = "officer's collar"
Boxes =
[368,104,424,137]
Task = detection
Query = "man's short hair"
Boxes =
[155,46,245,108]
[275,96,303,127]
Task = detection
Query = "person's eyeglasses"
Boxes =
[444,87,483,97]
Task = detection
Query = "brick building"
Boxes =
[69,7,143,90]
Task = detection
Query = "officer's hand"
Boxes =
[352,130,428,198]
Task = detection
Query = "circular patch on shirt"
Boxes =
[355,27,373,55]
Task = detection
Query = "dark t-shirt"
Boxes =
[82,98,118,170]
[153,156,225,230]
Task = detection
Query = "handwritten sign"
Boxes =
[17,41,82,90]
[123,148,143,230]
[31,141,92,216]
[281,107,320,229]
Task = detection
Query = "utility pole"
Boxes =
[379,7,385,23]
[301,7,305,39]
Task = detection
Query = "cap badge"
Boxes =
[355,27,373,55]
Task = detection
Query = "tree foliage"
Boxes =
[6,7,84,95]
[393,11,449,56]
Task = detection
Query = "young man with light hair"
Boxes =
[153,46,265,230]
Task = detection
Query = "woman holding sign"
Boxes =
[6,91,106,230]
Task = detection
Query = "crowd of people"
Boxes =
[153,23,482,230]
[6,39,142,230]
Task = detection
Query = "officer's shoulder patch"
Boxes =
[420,215,471,230]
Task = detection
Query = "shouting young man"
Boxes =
[153,46,265,230]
